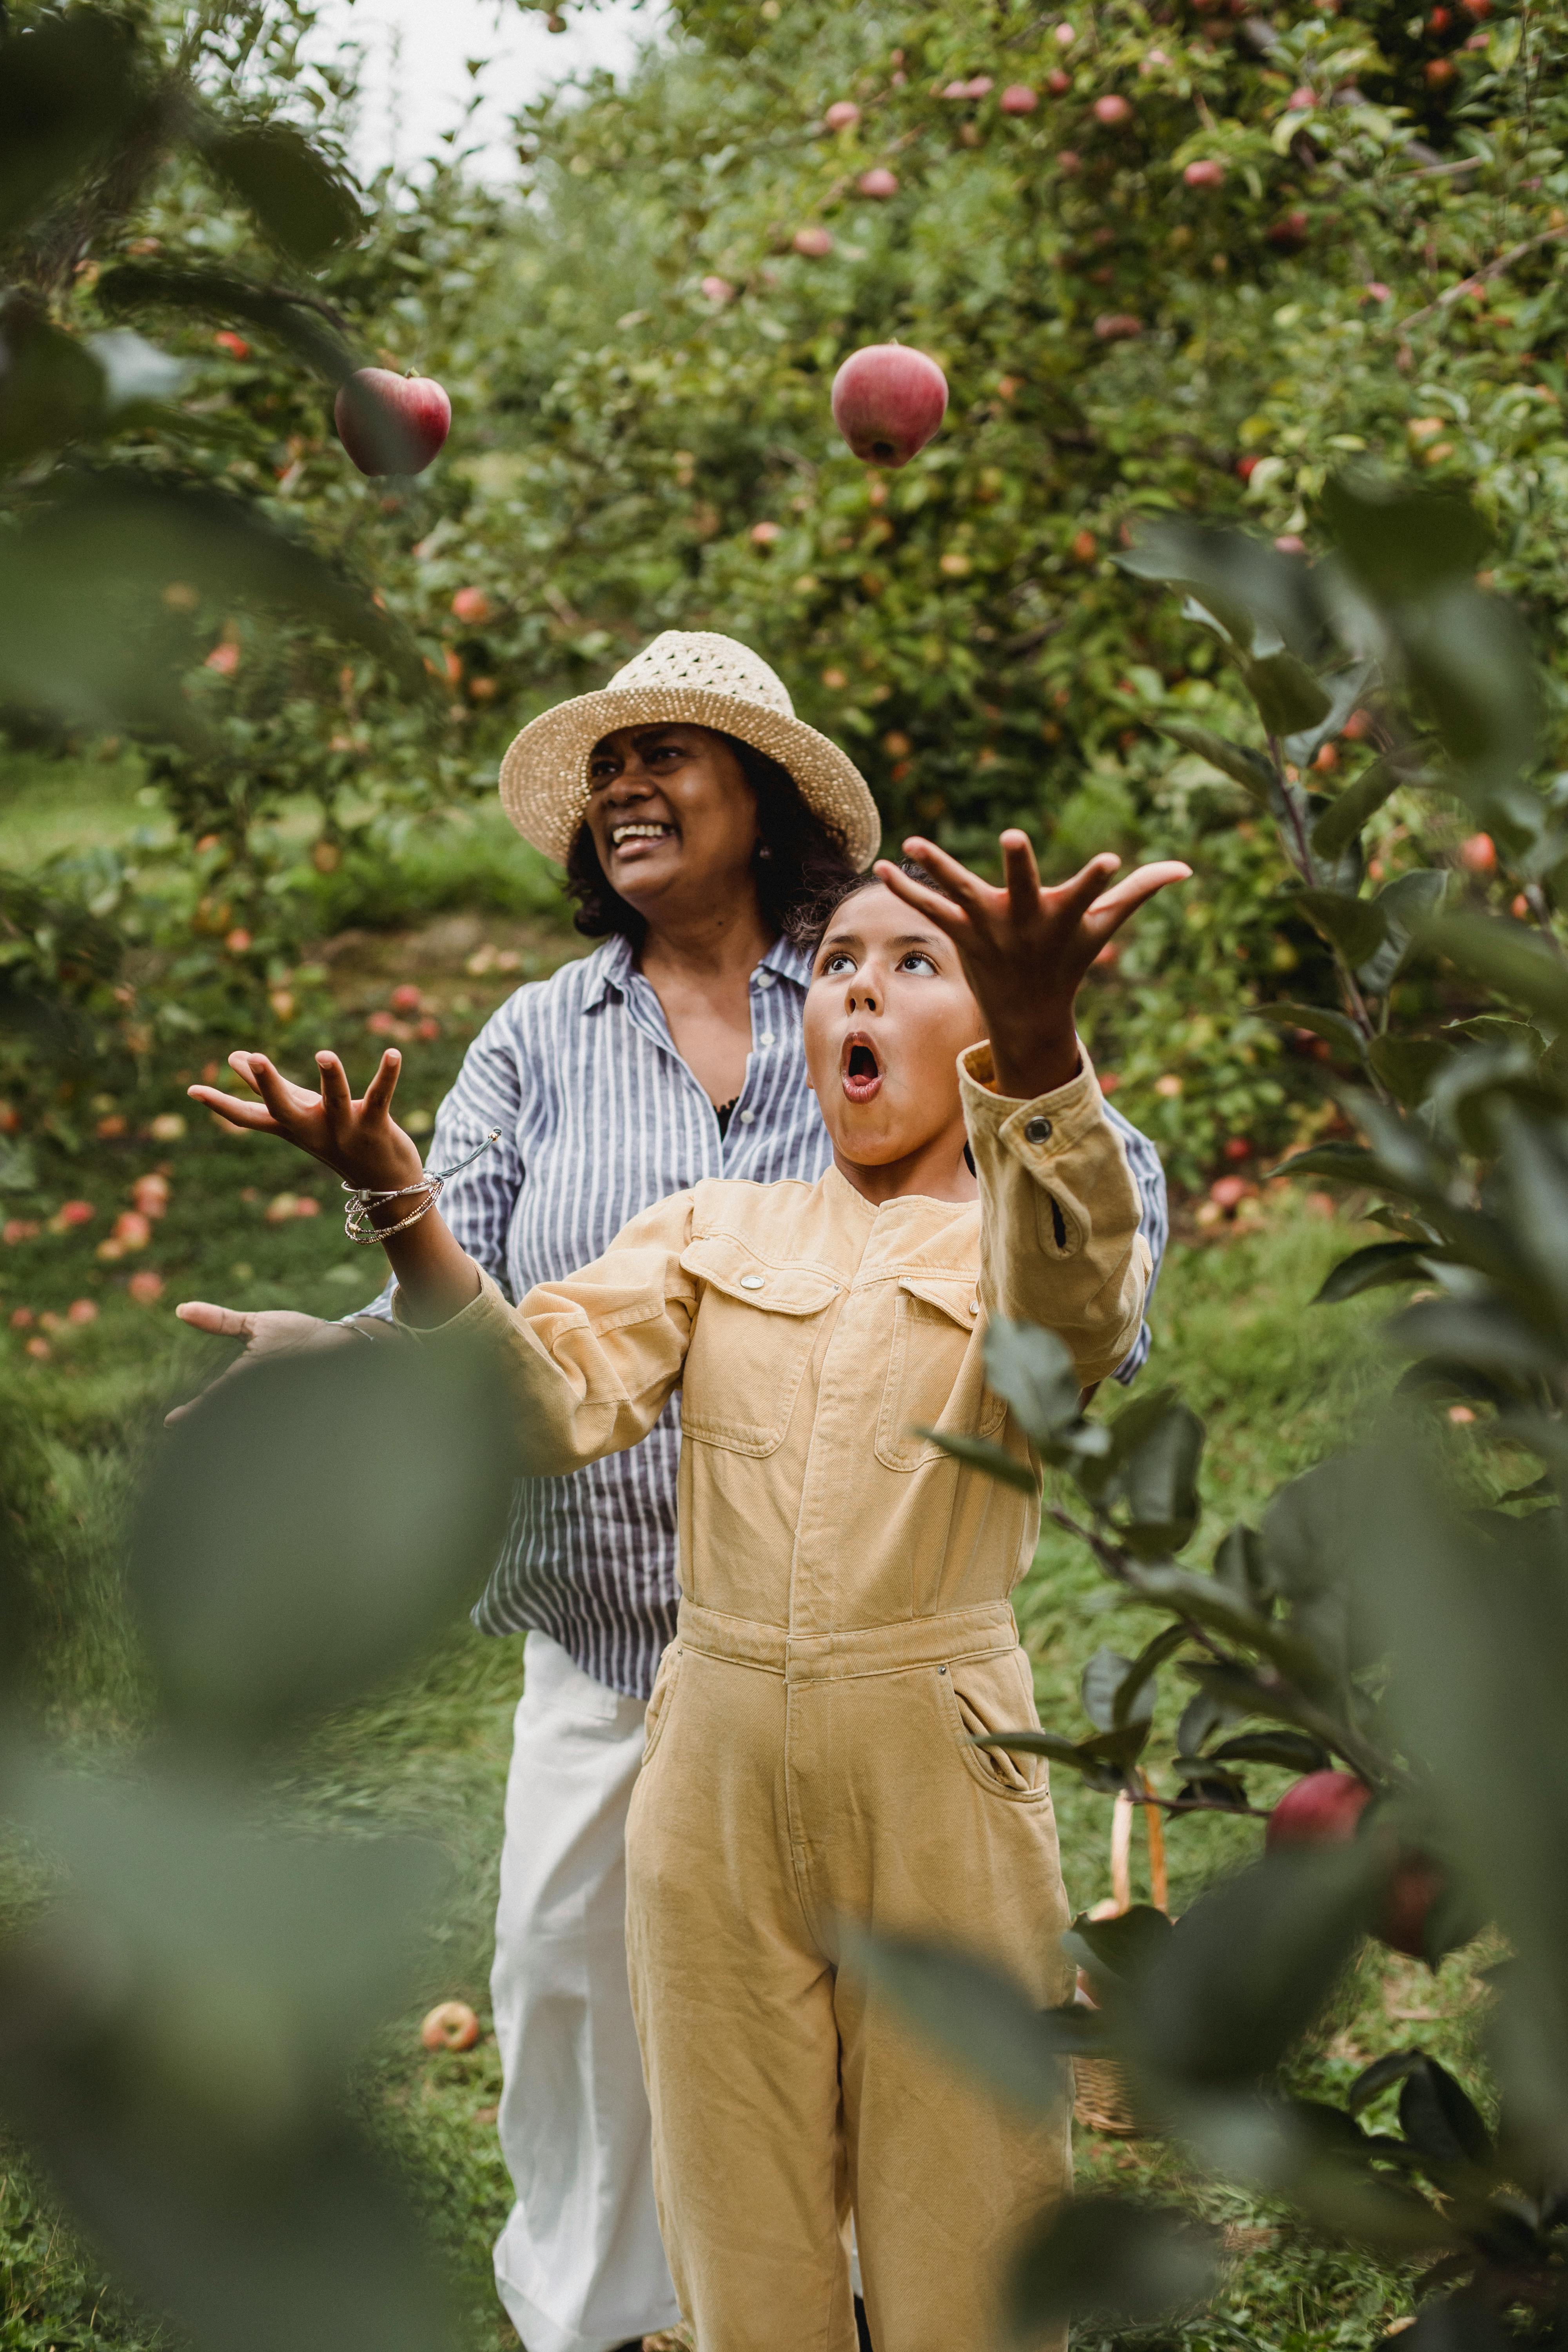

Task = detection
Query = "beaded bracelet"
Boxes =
[341,1129,501,1245]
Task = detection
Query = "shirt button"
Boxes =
[739,1109,755,1125]
[1025,1116,1053,1144]
[740,1273,765,1292]
[755,972,773,990]
[760,1033,775,1047]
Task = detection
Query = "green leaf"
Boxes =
[1115,1622,1192,1728]
[1310,754,1413,861]
[1313,1240,1435,1304]
[918,1428,1040,1492]
[1062,1905,1175,1996]
[1386,1298,1563,1378]
[1240,643,1333,739]
[983,1318,1082,1441]
[835,1925,1080,2115]
[0,298,109,466]
[1212,1523,1270,1608]
[1156,719,1276,804]
[1320,475,1491,604]
[1283,659,1377,768]
[1358,870,1450,996]
[1079,1392,1204,1561]
[0,8,143,238]
[1210,1730,1332,1771]
[1124,1844,1383,2094]
[1402,586,1538,797]
[1419,914,1568,1032]
[1397,2060,1493,2170]
[4,1754,461,2352]
[129,1335,520,1748]
[1366,1036,1455,1105]
[1259,1004,1368,1061]
[1270,1140,1379,1183]
[201,123,364,265]
[1348,2050,1427,2114]
[98,264,359,385]
[1292,887,1388,969]
[1007,2199,1220,2334]
[1081,1644,1140,1733]
[0,468,425,735]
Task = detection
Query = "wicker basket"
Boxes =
[1071,1778,1168,2139]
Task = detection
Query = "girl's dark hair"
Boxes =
[796,857,958,958]
[564,732,860,948]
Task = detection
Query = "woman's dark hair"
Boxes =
[564,731,859,948]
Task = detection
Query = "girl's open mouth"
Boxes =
[841,1034,883,1104]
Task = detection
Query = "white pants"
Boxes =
[491,1633,681,2352]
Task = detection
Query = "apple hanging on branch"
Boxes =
[334,365,451,477]
[1265,1769,1447,1961]
[830,343,948,468]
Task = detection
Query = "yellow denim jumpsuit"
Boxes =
[411,1046,1149,2352]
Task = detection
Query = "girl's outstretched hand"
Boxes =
[876,830,1191,1100]
[187,1046,426,1196]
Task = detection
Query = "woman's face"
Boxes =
[582,725,760,921]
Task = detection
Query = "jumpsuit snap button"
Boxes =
[1024,1115,1053,1143]
[938,1664,947,1675]
[740,1273,765,1292]
[968,1298,979,1317]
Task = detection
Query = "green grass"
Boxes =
[0,909,1485,2350]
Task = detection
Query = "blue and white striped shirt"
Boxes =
[365,931,1168,1697]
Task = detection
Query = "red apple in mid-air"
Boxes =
[334,368,451,477]
[1266,1770,1372,1850]
[831,344,948,467]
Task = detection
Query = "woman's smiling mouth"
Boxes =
[610,820,678,854]
[840,1033,883,1103]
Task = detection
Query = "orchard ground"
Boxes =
[0,769,1488,2352]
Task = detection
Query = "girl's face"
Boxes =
[581,724,759,919]
[803,881,984,1171]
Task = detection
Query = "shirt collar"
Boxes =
[583,928,810,1010]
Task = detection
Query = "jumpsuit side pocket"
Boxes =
[940,1645,1053,1801]
[641,1642,683,1764]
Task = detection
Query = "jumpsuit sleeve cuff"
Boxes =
[958,1038,1110,1165]
[390,1264,517,1340]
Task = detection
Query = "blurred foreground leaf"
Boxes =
[1008,2198,1221,2335]
[0,468,423,734]
[131,1329,520,1748]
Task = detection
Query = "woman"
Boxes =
[177,631,1169,2352]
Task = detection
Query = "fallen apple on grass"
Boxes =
[421,2000,481,2052]
[830,344,948,467]
[334,367,452,478]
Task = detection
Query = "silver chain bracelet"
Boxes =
[341,1129,501,1245]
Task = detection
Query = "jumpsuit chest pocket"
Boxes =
[677,1236,840,1457]
[874,1273,1006,1472]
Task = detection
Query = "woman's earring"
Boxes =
[755,841,773,862]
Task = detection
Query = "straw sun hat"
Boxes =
[497,630,882,869]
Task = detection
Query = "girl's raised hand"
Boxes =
[187,1046,427,1196]
[875,830,1191,1100]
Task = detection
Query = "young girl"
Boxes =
[187,825,1187,2352]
